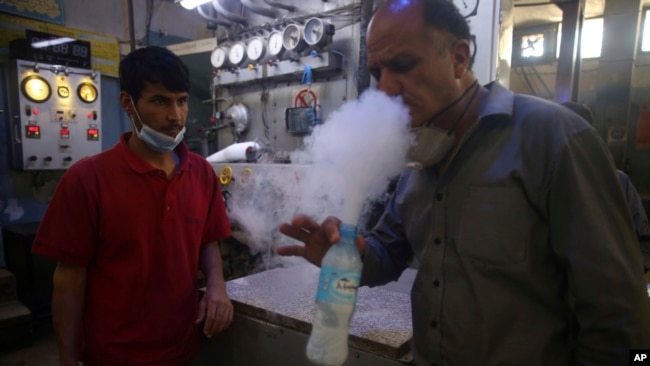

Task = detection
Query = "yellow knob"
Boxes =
[219,166,233,185]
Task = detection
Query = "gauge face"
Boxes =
[77,82,98,103]
[453,0,479,17]
[57,85,70,98]
[211,47,228,68]
[246,38,266,62]
[21,75,51,103]
[304,18,326,46]
[282,24,303,51]
[268,31,284,57]
[228,42,246,66]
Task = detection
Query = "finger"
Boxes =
[214,306,232,333]
[203,304,216,337]
[356,235,366,256]
[278,223,311,243]
[196,298,207,323]
[294,215,322,233]
[322,216,342,243]
[275,244,306,257]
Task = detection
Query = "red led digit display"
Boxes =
[26,125,40,138]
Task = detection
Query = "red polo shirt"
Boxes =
[33,132,231,366]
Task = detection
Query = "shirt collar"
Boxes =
[477,81,514,121]
[118,132,190,174]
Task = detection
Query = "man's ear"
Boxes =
[119,91,134,115]
[450,39,471,79]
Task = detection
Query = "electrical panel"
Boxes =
[7,59,102,170]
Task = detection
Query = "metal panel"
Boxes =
[7,59,102,170]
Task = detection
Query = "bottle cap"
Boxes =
[339,223,357,239]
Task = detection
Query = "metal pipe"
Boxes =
[197,3,234,27]
[263,0,295,12]
[239,0,281,19]
[212,0,247,25]
[356,0,374,94]
[127,0,136,52]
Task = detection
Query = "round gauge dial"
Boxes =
[211,47,228,68]
[267,31,284,57]
[453,0,479,18]
[304,18,328,46]
[282,24,305,52]
[228,42,247,66]
[246,38,266,62]
[77,82,98,103]
[57,85,70,98]
[21,75,51,103]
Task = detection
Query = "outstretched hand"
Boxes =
[276,214,365,267]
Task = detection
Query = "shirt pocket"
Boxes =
[457,186,532,265]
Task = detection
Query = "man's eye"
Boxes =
[389,60,417,74]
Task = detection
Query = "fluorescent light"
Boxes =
[179,0,211,9]
[31,37,75,48]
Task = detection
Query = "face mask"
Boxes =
[407,126,454,170]
[407,81,480,170]
[129,97,186,153]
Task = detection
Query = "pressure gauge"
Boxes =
[246,37,266,62]
[453,0,479,18]
[282,24,306,52]
[77,82,98,103]
[57,85,70,99]
[228,42,247,66]
[267,31,285,57]
[211,47,228,68]
[21,75,51,103]
[303,17,331,47]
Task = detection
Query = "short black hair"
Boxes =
[119,46,190,104]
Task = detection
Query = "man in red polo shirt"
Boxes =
[32,46,233,366]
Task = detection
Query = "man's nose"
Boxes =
[168,104,183,120]
[377,70,402,96]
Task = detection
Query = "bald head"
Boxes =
[370,0,472,66]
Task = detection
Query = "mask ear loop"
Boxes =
[129,96,146,133]
[447,80,480,137]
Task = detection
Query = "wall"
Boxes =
[510,0,650,195]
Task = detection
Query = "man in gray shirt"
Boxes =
[278,0,650,364]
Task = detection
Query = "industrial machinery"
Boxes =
[7,31,102,171]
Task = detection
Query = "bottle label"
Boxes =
[316,267,360,304]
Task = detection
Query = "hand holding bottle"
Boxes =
[277,214,365,267]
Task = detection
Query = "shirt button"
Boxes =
[430,320,437,328]
[166,205,171,210]
[433,280,440,288]
[435,193,443,201]
[434,237,441,245]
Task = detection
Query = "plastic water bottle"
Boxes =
[307,223,363,366]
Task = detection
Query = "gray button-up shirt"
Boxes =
[360,82,650,365]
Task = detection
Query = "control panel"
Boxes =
[8,59,102,170]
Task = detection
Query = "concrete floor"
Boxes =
[0,330,58,366]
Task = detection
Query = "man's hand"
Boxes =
[196,282,233,338]
[276,214,365,266]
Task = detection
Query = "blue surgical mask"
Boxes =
[129,97,186,153]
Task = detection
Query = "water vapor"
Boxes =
[226,88,411,262]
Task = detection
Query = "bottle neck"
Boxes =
[339,223,357,241]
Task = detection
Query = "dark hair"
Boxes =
[561,101,594,125]
[119,46,190,104]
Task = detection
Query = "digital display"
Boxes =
[25,30,91,69]
[60,129,70,139]
[26,125,40,138]
[87,128,99,141]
